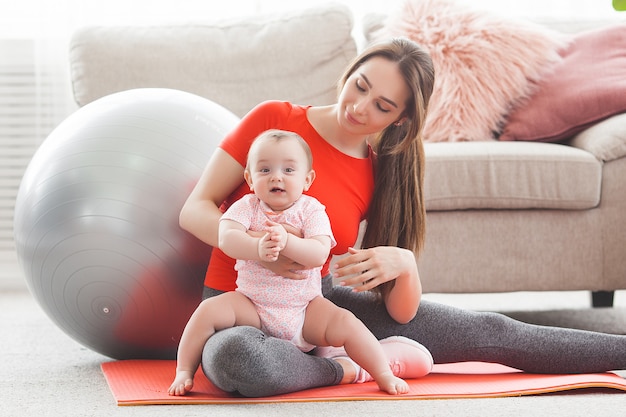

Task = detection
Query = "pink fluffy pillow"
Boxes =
[375,0,567,142]
[499,25,626,142]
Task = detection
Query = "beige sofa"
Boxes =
[68,4,626,306]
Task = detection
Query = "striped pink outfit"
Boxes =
[221,193,336,351]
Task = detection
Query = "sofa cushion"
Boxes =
[69,5,357,117]
[372,0,566,142]
[499,25,626,142]
[569,113,626,162]
[424,142,602,211]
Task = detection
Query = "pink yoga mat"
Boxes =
[101,360,626,405]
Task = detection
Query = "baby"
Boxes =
[169,129,424,396]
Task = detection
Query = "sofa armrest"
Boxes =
[568,113,626,162]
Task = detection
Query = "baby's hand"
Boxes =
[258,232,282,262]
[265,220,288,248]
[258,221,288,262]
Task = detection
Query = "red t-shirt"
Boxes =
[205,101,375,291]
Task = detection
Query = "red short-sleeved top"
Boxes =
[205,101,375,291]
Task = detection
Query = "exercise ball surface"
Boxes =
[14,88,239,359]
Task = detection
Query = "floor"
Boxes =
[3,250,626,417]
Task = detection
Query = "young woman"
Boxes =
[179,37,626,397]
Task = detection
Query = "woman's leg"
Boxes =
[200,287,343,397]
[323,277,626,374]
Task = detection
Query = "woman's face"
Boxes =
[337,56,410,136]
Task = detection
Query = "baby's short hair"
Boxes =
[246,129,313,170]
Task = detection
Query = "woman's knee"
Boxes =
[201,326,318,397]
[201,326,267,392]
[202,326,266,368]
[478,311,520,333]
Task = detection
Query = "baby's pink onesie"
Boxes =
[221,193,336,351]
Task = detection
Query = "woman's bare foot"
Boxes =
[168,370,195,396]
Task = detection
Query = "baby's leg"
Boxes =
[302,297,408,395]
[168,292,260,396]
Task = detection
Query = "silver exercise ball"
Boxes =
[13,88,239,359]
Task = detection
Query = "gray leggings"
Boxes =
[201,276,626,397]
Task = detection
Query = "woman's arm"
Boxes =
[179,148,245,247]
[383,249,422,324]
[332,247,422,324]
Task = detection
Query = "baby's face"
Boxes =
[246,138,313,212]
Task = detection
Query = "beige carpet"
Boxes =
[2,268,626,417]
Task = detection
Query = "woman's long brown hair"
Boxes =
[338,38,435,301]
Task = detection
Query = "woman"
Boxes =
[179,37,626,397]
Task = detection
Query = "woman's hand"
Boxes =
[333,246,422,323]
[333,247,409,290]
[259,255,306,280]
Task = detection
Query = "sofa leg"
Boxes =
[591,291,614,308]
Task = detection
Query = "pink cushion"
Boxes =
[500,25,626,142]
[374,0,565,142]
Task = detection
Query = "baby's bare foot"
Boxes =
[376,372,410,395]
[168,371,195,396]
